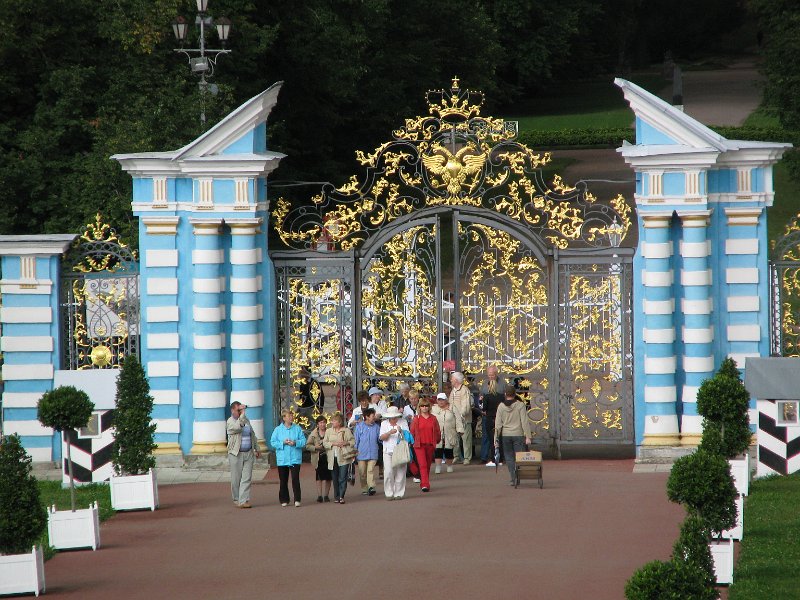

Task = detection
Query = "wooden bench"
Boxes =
[514,450,543,488]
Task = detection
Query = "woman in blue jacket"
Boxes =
[270,409,306,507]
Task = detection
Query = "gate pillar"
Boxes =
[617,78,790,454]
[0,236,75,461]
[640,213,680,445]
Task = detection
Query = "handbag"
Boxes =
[392,437,411,467]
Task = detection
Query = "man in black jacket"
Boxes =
[477,365,505,466]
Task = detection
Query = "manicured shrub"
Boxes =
[0,434,48,555]
[112,355,157,475]
[38,385,95,511]
[672,516,716,592]
[625,558,717,600]
[667,449,737,534]
[696,358,751,459]
[517,127,635,148]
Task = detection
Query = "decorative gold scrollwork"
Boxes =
[273,81,632,252]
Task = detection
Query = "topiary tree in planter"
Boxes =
[672,516,717,593]
[625,557,717,600]
[112,355,156,476]
[38,386,95,511]
[696,357,751,459]
[667,449,737,535]
[0,434,47,555]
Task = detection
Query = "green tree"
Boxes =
[38,386,95,511]
[112,355,157,475]
[0,435,48,555]
[696,358,752,459]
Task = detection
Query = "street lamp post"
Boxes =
[172,0,232,129]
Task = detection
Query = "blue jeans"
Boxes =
[332,459,350,500]
[481,416,492,461]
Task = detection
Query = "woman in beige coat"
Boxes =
[431,392,464,474]
[322,412,356,503]
[495,386,532,486]
[306,415,332,502]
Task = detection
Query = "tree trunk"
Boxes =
[66,433,76,512]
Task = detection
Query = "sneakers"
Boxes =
[413,477,421,483]
[421,487,430,493]
[294,501,301,507]
[446,466,454,473]
[362,490,369,495]
[281,502,288,507]
[498,462,504,466]
[463,459,470,465]
[239,501,252,509]
[368,488,376,496]
[323,496,331,502]
[317,496,323,503]
[485,461,496,467]
[434,465,442,474]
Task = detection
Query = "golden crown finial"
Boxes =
[451,76,460,90]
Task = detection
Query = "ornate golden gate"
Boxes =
[272,80,635,446]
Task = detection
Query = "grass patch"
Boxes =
[743,106,781,129]
[503,72,667,133]
[768,162,800,248]
[36,480,114,560]
[728,474,800,599]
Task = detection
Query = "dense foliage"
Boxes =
[667,449,738,535]
[112,355,157,476]
[0,435,48,555]
[696,358,752,459]
[625,558,717,600]
[0,0,751,243]
[38,386,95,434]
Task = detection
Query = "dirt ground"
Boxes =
[43,460,686,600]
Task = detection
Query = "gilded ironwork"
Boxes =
[275,263,353,429]
[558,263,632,441]
[61,215,139,370]
[770,213,800,356]
[272,81,635,444]
[272,80,632,252]
[362,225,439,381]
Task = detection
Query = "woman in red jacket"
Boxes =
[410,398,441,492]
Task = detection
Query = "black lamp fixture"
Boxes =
[172,0,233,129]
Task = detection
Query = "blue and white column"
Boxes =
[641,213,680,446]
[140,217,182,455]
[190,219,227,454]
[678,211,714,445]
[228,219,265,446]
[0,236,74,461]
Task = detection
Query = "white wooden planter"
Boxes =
[720,494,744,541]
[709,538,734,585]
[729,454,750,496]
[0,546,45,597]
[47,502,101,550]
[110,468,159,511]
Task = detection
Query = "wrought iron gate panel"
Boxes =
[360,222,441,395]
[557,261,633,442]
[275,262,353,429]
[456,218,551,440]
[61,215,139,370]
[770,215,800,356]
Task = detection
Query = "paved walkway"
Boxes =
[43,460,684,600]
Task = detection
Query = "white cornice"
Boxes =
[0,235,76,256]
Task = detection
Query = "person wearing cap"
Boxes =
[449,371,473,464]
[410,398,440,492]
[369,386,389,418]
[432,392,464,474]
[378,406,410,500]
[227,401,261,508]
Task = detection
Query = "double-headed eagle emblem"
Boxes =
[422,143,487,198]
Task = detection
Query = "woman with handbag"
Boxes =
[410,398,440,492]
[323,412,356,504]
[432,392,464,474]
[306,415,332,503]
[378,406,410,500]
[494,386,532,486]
